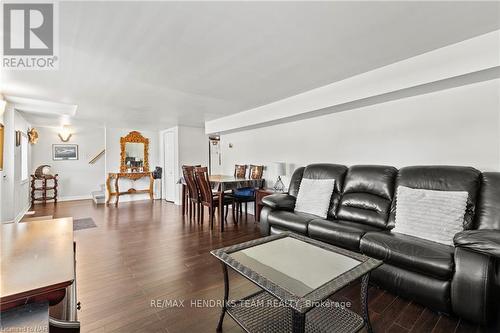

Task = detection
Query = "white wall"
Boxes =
[105,127,159,202]
[178,126,208,204]
[31,126,105,201]
[159,125,208,205]
[1,105,32,223]
[13,111,31,221]
[178,126,208,171]
[0,101,4,221]
[1,106,15,222]
[220,79,500,184]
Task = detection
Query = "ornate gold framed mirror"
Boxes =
[120,131,149,173]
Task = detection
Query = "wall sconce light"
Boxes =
[58,125,72,142]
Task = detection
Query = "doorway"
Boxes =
[163,130,176,202]
[209,136,222,175]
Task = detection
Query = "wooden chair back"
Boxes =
[249,165,264,180]
[182,166,199,201]
[194,167,213,205]
[234,164,247,179]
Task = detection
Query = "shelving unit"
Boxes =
[31,174,58,206]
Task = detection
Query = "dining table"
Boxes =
[179,175,265,231]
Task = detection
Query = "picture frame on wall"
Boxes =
[53,144,79,160]
[15,130,22,146]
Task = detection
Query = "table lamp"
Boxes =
[273,162,286,192]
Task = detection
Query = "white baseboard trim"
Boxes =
[59,195,93,202]
[33,195,92,204]
[13,203,31,223]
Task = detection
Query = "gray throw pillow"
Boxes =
[295,178,335,219]
[394,186,468,245]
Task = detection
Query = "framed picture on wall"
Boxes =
[15,130,22,146]
[53,144,79,160]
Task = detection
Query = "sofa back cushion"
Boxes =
[302,164,348,218]
[337,165,398,229]
[474,172,500,230]
[389,166,481,230]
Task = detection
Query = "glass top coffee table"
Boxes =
[211,232,382,333]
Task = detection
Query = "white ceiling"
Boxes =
[2,1,499,130]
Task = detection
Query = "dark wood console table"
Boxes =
[106,172,154,205]
[1,218,81,331]
[1,218,75,310]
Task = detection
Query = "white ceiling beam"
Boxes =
[205,30,500,135]
[2,96,77,117]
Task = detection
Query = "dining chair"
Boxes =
[194,167,232,229]
[182,165,201,222]
[233,165,264,223]
[249,164,264,180]
[234,164,247,178]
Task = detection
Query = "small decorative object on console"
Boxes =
[34,165,52,178]
[152,166,162,179]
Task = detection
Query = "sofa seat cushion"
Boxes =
[360,232,454,280]
[267,210,317,235]
[308,219,381,251]
[270,226,289,235]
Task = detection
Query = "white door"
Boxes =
[209,139,222,175]
[164,131,176,202]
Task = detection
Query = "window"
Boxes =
[21,133,28,182]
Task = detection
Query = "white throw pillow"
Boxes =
[294,178,336,219]
[393,186,468,246]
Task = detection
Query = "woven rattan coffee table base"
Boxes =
[227,290,364,333]
[212,233,381,333]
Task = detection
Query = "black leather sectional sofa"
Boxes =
[260,164,500,325]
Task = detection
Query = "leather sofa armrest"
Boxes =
[451,247,498,324]
[261,194,296,211]
[454,229,500,258]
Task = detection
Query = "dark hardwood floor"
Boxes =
[30,199,484,333]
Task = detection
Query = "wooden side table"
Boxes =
[31,174,58,206]
[255,188,280,222]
